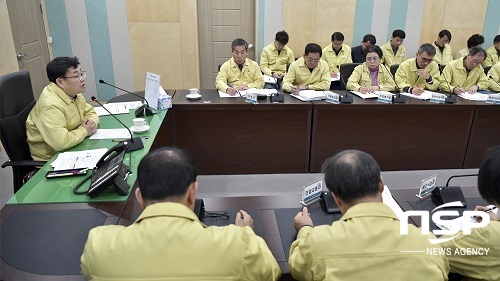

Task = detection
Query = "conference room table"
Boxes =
[1,182,486,281]
[169,89,499,174]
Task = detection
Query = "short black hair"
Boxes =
[46,56,80,83]
[362,34,376,45]
[478,146,500,206]
[275,30,289,45]
[467,34,484,48]
[468,46,487,58]
[304,43,322,57]
[438,29,452,43]
[364,45,383,60]
[418,43,436,56]
[392,29,406,39]
[322,150,381,204]
[231,38,248,52]
[331,32,344,42]
[494,35,500,43]
[138,147,197,201]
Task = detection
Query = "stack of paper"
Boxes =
[296,90,326,101]
[400,90,434,100]
[264,74,277,84]
[458,92,489,101]
[51,148,108,170]
[218,88,278,98]
[350,91,378,99]
[94,101,143,116]
[89,129,131,140]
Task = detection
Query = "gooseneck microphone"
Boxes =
[489,75,500,91]
[98,79,154,117]
[91,96,144,152]
[338,65,353,104]
[438,64,457,104]
[381,63,406,103]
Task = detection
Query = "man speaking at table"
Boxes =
[26,56,98,161]
[81,147,281,280]
[288,150,449,280]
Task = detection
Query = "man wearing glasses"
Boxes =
[440,47,488,94]
[26,56,99,161]
[395,43,441,95]
[282,43,330,93]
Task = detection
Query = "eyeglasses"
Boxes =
[306,57,320,63]
[63,71,86,81]
[419,55,433,63]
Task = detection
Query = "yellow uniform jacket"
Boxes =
[81,202,281,281]
[381,41,407,66]
[288,203,449,281]
[26,82,99,161]
[432,42,454,65]
[260,43,295,76]
[441,220,500,281]
[440,57,488,93]
[321,44,353,73]
[346,63,396,92]
[483,45,500,67]
[216,58,264,92]
[456,48,469,60]
[488,63,500,92]
[282,57,330,92]
[395,58,441,91]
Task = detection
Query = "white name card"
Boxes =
[377,92,393,103]
[325,91,340,104]
[245,92,258,104]
[416,174,437,198]
[430,93,447,104]
[301,178,323,206]
[486,94,500,104]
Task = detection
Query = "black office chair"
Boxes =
[483,66,491,75]
[339,63,361,90]
[390,64,399,77]
[439,64,446,75]
[0,70,46,193]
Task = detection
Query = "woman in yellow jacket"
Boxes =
[488,62,500,92]
[347,45,396,93]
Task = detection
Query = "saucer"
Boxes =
[130,125,150,133]
[186,93,202,100]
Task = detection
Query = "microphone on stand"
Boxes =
[438,64,457,104]
[338,65,353,104]
[98,79,154,117]
[489,75,500,91]
[91,96,144,152]
[381,63,406,103]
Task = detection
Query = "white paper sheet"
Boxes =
[50,148,108,170]
[89,129,131,140]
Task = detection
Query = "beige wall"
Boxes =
[420,0,488,57]
[126,0,199,90]
[0,0,19,76]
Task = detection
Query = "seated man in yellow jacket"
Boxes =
[432,29,454,65]
[216,38,264,95]
[395,43,441,95]
[346,45,395,93]
[441,145,500,281]
[260,30,295,79]
[288,149,449,281]
[282,43,330,93]
[488,62,500,92]
[456,34,484,59]
[321,32,352,79]
[381,29,407,67]
[441,47,488,94]
[26,56,98,161]
[81,147,281,280]
[483,35,500,67]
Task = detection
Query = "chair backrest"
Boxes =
[483,66,491,75]
[339,63,361,90]
[390,64,399,78]
[0,70,37,190]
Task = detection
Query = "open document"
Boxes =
[218,88,278,98]
[458,92,489,101]
[290,90,327,101]
[400,90,435,100]
[349,91,378,99]
[94,101,143,116]
[51,148,108,170]
[89,128,131,140]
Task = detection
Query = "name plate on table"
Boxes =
[416,174,437,198]
[377,92,393,103]
[300,178,323,206]
[486,94,500,104]
[325,91,340,104]
[430,93,447,103]
[245,92,258,104]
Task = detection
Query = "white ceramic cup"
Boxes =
[189,88,200,95]
[133,118,146,130]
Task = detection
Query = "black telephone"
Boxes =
[73,141,131,197]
